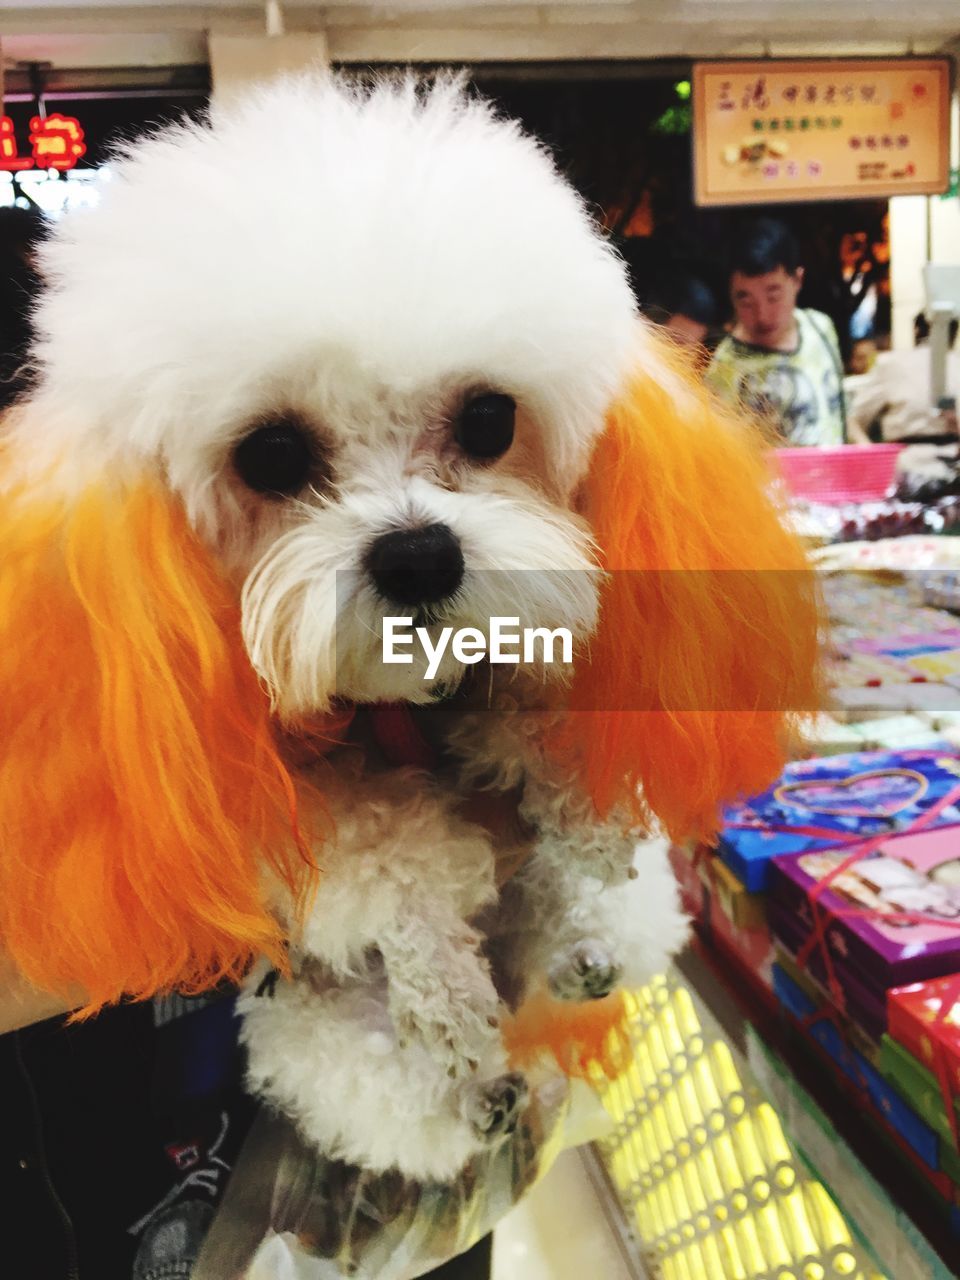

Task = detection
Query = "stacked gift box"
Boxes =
[824,626,960,736]
[662,572,960,1252]
[717,746,960,893]
[670,742,960,1239]
[768,824,960,1041]
[820,575,960,737]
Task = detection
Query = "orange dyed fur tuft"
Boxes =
[567,337,824,840]
[0,480,312,1012]
[504,988,633,1081]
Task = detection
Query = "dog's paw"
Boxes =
[548,940,622,1001]
[462,1072,528,1143]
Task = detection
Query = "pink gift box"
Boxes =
[769,826,960,994]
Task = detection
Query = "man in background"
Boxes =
[646,273,718,356]
[848,310,959,444]
[706,218,846,445]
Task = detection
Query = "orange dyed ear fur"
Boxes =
[0,480,310,1012]
[567,334,823,840]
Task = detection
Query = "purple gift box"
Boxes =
[768,827,960,999]
[768,899,888,1039]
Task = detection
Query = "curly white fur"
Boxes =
[239,770,518,1181]
[239,701,687,1181]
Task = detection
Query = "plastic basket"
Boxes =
[775,444,902,505]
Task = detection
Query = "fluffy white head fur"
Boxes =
[14,73,639,712]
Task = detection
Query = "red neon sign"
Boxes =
[0,117,33,171]
[0,114,87,173]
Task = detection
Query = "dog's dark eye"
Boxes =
[455,393,515,460]
[234,420,314,497]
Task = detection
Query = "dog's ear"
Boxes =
[0,475,313,1012]
[564,335,823,841]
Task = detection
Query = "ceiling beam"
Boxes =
[0,5,957,67]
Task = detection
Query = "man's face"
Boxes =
[664,312,709,348]
[730,265,803,349]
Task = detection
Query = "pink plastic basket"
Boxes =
[774,444,902,505]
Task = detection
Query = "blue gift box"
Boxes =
[772,964,941,1172]
[772,963,851,1070]
[719,746,960,891]
[852,1050,940,1172]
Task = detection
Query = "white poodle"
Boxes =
[0,73,815,1186]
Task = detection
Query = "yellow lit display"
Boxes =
[594,974,888,1280]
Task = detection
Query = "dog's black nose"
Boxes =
[366,523,465,606]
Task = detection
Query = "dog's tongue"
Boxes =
[368,702,438,770]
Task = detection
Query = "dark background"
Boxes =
[3,62,894,360]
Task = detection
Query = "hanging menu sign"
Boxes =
[692,58,951,206]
